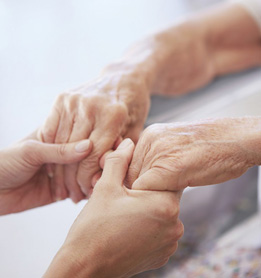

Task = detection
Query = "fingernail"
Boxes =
[75,140,90,153]
[118,138,132,150]
[46,165,54,178]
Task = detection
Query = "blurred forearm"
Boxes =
[198,3,261,75]
[105,3,261,96]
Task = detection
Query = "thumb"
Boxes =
[21,139,92,165]
[98,138,134,187]
[132,167,183,193]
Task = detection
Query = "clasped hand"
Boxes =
[39,71,150,203]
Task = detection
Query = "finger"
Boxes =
[77,130,120,195]
[113,136,123,150]
[55,114,74,144]
[76,103,129,194]
[125,144,144,189]
[41,107,60,144]
[51,114,75,201]
[51,163,67,201]
[63,163,85,203]
[23,139,92,165]
[132,167,183,193]
[99,150,113,170]
[98,138,134,186]
[41,106,61,178]
[91,170,102,188]
[99,135,123,169]
[64,120,93,203]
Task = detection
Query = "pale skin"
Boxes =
[44,139,184,278]
[0,136,183,277]
[1,3,260,277]
[39,3,261,202]
[0,130,92,215]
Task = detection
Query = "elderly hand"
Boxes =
[40,2,261,203]
[44,139,184,278]
[40,69,150,202]
[0,130,92,215]
[126,117,261,191]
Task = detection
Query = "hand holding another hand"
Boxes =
[40,69,150,202]
[127,117,261,192]
[0,130,92,215]
[44,139,184,278]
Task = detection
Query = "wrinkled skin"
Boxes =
[40,4,261,203]
[40,73,150,202]
[126,117,261,192]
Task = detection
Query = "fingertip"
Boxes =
[70,193,85,204]
[117,138,134,150]
[131,177,143,190]
[99,138,135,186]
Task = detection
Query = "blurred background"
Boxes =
[1,0,260,277]
[0,0,223,148]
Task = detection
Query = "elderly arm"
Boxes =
[40,1,261,200]
[121,2,261,96]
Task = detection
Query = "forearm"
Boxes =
[199,3,261,75]
[239,116,261,166]
[44,245,98,278]
[102,3,261,96]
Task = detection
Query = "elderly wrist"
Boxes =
[97,65,151,126]
[151,20,214,94]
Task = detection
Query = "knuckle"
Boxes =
[56,92,69,103]
[66,95,79,113]
[144,123,162,137]
[140,124,161,146]
[83,95,98,107]
[167,242,178,257]
[57,143,67,158]
[175,219,184,240]
[80,105,96,124]
[108,102,128,122]
[42,126,55,142]
[160,202,179,221]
